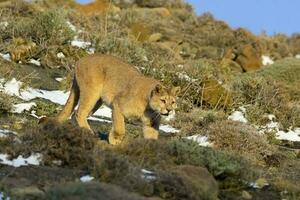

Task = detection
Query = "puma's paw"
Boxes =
[143,127,159,140]
[108,132,124,145]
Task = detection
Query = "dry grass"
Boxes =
[233,58,300,128]
[208,120,274,163]
[0,92,13,114]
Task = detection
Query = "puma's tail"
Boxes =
[56,78,80,123]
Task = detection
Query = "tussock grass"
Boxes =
[0,121,258,199]
[233,58,300,128]
[208,120,274,163]
[0,92,13,113]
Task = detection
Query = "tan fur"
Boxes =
[56,54,180,145]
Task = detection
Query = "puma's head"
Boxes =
[149,84,180,116]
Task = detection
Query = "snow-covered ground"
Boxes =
[262,55,274,66]
[12,102,36,114]
[0,129,17,138]
[159,124,180,133]
[228,107,300,142]
[186,135,212,147]
[1,78,69,105]
[28,59,41,66]
[228,106,248,123]
[0,153,41,167]
[0,192,10,200]
[0,52,11,61]
[176,72,197,82]
[71,40,91,49]
[141,169,156,181]
[80,175,94,182]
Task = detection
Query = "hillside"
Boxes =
[0,0,300,199]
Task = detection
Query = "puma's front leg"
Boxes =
[143,126,159,140]
[142,115,160,140]
[108,104,125,145]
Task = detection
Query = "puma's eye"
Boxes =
[161,99,166,103]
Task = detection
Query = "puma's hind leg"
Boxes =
[75,89,101,133]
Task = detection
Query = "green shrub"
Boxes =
[28,9,76,45]
[2,9,75,46]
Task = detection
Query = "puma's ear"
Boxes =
[170,86,181,95]
[151,84,163,96]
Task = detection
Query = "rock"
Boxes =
[9,38,36,62]
[170,165,219,200]
[202,79,233,109]
[235,44,263,72]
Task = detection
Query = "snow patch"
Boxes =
[0,21,9,28]
[93,106,112,118]
[80,175,94,182]
[228,107,248,123]
[87,47,95,55]
[12,102,36,113]
[259,114,300,142]
[56,52,65,58]
[164,110,176,121]
[159,124,180,133]
[276,128,300,142]
[0,153,41,167]
[66,21,77,32]
[141,169,156,181]
[28,59,41,66]
[0,192,10,200]
[1,78,69,105]
[0,53,11,61]
[0,129,17,138]
[176,72,197,82]
[88,116,112,123]
[71,40,91,49]
[55,77,65,82]
[186,135,213,147]
[262,55,274,66]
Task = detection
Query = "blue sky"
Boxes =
[186,0,299,35]
[76,0,299,35]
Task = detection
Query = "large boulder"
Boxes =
[9,38,37,62]
[202,79,233,109]
[169,165,219,200]
[75,0,120,16]
[234,44,263,72]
